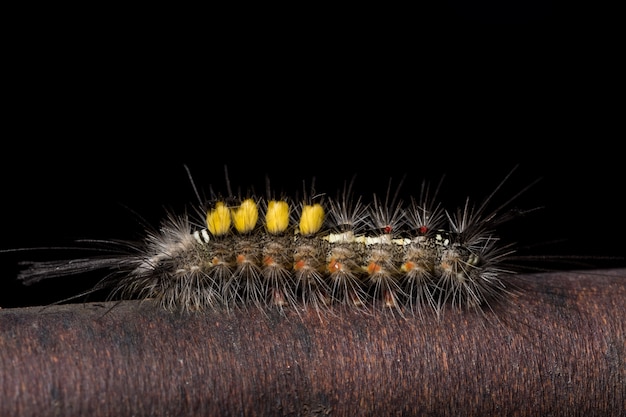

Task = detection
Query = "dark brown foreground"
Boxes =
[1,269,624,417]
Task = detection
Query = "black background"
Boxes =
[2,3,623,308]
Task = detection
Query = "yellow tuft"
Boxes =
[265,200,290,234]
[232,198,259,233]
[206,202,232,236]
[299,203,325,236]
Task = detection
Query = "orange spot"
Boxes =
[263,256,275,266]
[328,259,342,273]
[212,257,220,266]
[368,262,382,274]
[294,259,306,270]
[236,254,246,264]
[402,261,415,271]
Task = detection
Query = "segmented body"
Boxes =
[15,163,533,317]
[105,195,513,315]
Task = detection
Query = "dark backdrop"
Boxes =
[2,2,622,308]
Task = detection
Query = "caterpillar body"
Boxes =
[14,167,533,318]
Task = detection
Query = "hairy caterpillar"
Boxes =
[9,165,538,318]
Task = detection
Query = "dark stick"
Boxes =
[1,269,625,417]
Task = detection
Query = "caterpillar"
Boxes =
[11,165,537,318]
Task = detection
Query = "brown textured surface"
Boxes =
[0,269,624,417]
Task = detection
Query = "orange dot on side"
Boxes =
[328,259,342,273]
[401,261,415,272]
[368,262,382,274]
